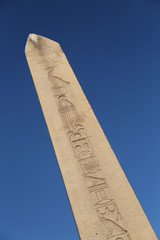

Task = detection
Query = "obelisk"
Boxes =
[25,34,157,240]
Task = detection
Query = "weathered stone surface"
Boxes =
[25,34,157,240]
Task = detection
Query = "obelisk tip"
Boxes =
[25,33,39,54]
[25,33,60,55]
[29,33,38,44]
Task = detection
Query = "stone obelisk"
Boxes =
[25,34,157,240]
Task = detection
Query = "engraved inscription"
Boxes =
[69,130,93,159]
[106,232,132,240]
[47,68,132,239]
[97,204,122,223]
[59,96,79,129]
[100,218,126,235]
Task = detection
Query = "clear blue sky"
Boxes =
[0,0,159,239]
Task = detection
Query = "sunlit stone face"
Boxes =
[25,34,158,240]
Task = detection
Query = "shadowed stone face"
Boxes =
[25,34,158,240]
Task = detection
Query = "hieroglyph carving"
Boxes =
[48,68,132,240]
